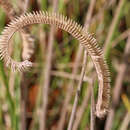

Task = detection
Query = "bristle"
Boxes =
[0,11,111,118]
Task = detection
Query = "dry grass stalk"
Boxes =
[51,70,92,82]
[55,62,83,69]
[0,1,34,130]
[72,0,96,129]
[38,26,46,60]
[120,112,130,130]
[90,81,95,130]
[8,71,15,97]
[57,45,83,130]
[67,50,88,130]
[103,0,126,53]
[72,86,91,130]
[40,1,58,130]
[20,73,28,130]
[84,0,96,29]
[91,0,115,25]
[23,0,29,13]
[105,35,130,130]
[112,29,130,48]
[58,0,96,129]
[0,10,110,126]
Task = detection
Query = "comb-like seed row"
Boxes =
[0,11,110,118]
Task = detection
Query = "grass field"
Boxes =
[0,0,130,130]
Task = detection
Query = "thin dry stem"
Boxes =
[72,86,91,130]
[112,29,130,48]
[40,1,58,130]
[9,71,15,97]
[20,73,28,130]
[72,0,96,129]
[51,70,91,82]
[105,108,115,130]
[40,26,55,130]
[91,0,115,25]
[57,44,83,130]
[113,36,130,105]
[0,1,33,130]
[120,112,130,130]
[84,0,96,30]
[55,62,83,69]
[90,81,95,130]
[103,0,126,53]
[67,50,88,130]
[23,0,29,13]
[58,0,96,129]
[18,0,29,13]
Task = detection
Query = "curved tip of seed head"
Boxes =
[95,109,107,118]
[11,60,33,72]
[23,60,33,67]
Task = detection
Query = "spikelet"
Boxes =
[20,31,35,60]
[0,0,35,61]
[0,11,110,118]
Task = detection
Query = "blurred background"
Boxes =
[0,0,130,130]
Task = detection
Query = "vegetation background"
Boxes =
[0,0,130,130]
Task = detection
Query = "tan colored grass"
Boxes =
[0,11,110,118]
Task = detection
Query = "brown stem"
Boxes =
[90,81,95,130]
[120,112,130,130]
[103,0,126,53]
[72,0,96,129]
[58,0,96,129]
[20,73,28,130]
[51,70,91,82]
[40,1,58,130]
[67,50,88,130]
[112,29,130,48]
[72,86,91,130]
[57,43,83,130]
